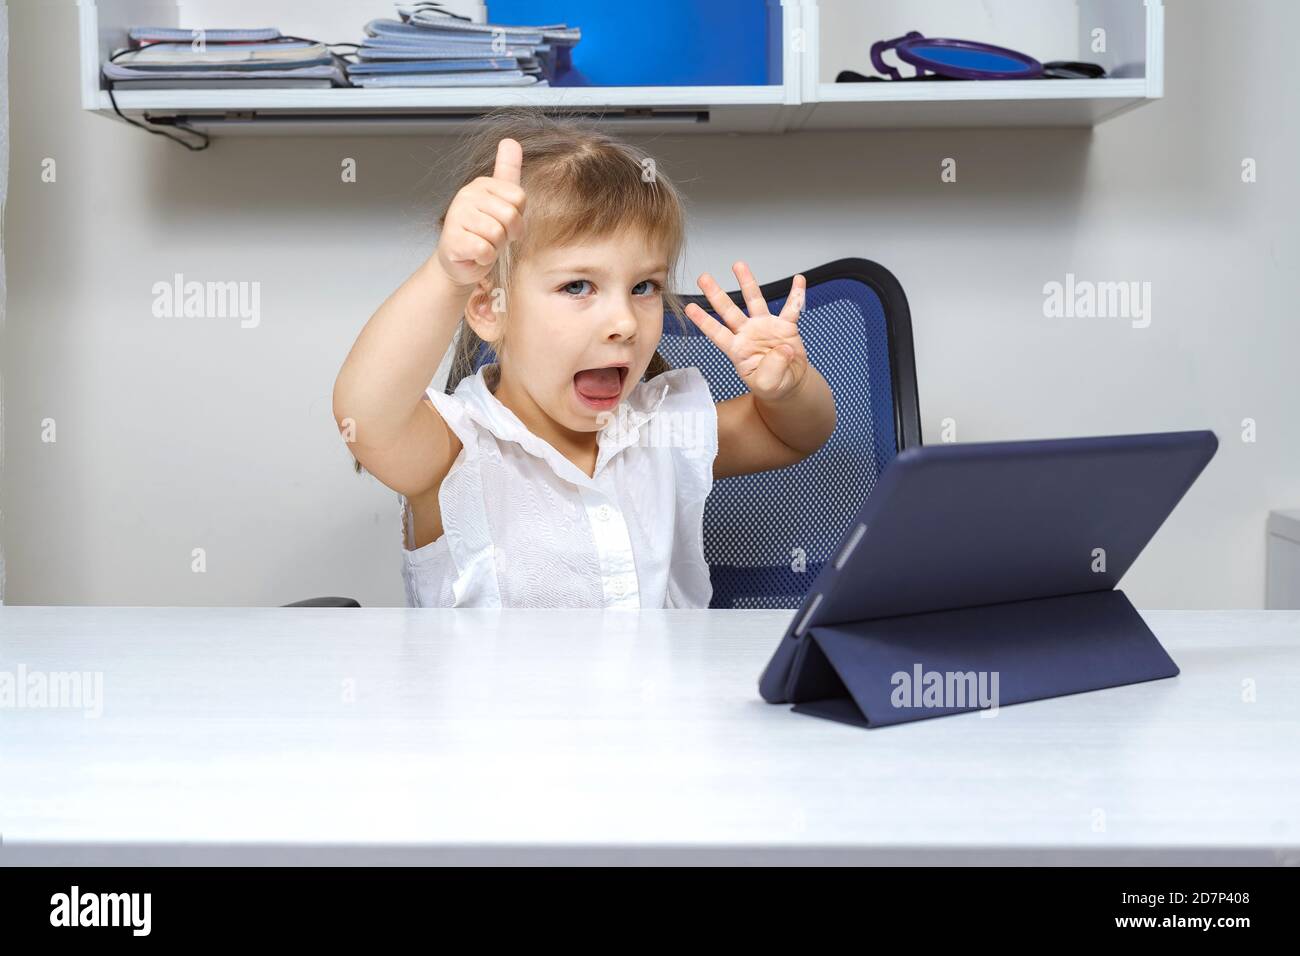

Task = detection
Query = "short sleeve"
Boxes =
[423,384,479,453]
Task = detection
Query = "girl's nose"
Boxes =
[604,307,639,341]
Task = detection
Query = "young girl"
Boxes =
[334,110,836,608]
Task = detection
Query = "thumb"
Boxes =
[493,137,523,185]
[750,344,792,395]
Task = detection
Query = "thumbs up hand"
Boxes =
[436,138,527,289]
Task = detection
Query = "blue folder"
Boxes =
[758,430,1218,728]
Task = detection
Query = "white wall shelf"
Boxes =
[78,0,1163,138]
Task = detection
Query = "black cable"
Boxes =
[103,34,364,152]
[105,44,211,150]
[404,3,472,22]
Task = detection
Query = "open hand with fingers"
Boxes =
[684,262,809,403]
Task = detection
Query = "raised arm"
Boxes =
[332,138,526,497]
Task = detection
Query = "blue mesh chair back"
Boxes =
[656,258,921,608]
[471,258,920,609]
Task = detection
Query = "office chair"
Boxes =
[290,258,920,609]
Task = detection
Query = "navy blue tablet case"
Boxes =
[758,430,1218,728]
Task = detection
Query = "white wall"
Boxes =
[2,0,1297,608]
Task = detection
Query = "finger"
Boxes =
[683,302,736,354]
[751,344,791,395]
[462,209,509,250]
[695,272,747,332]
[478,175,526,213]
[779,274,806,322]
[493,137,523,185]
[733,261,770,318]
[448,232,496,268]
[474,194,524,242]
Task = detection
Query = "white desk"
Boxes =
[1,606,1297,865]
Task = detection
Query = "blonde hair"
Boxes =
[354,108,691,474]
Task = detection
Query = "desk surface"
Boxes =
[1,606,1297,865]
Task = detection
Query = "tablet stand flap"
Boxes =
[788,589,1178,728]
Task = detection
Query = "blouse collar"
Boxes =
[451,363,673,485]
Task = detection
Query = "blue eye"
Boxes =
[561,278,662,297]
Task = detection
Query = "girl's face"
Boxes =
[486,229,668,434]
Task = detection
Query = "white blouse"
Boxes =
[399,363,718,608]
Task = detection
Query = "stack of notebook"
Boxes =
[103,27,349,89]
[347,5,581,88]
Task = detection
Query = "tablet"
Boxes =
[758,429,1219,704]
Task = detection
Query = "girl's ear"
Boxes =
[464,278,504,346]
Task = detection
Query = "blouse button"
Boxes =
[596,504,613,522]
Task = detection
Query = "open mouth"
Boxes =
[573,363,629,410]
